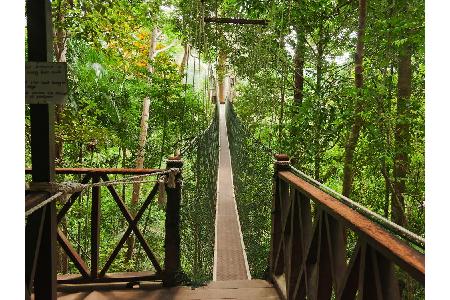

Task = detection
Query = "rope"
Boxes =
[288,165,425,248]
[180,100,219,282]
[25,168,180,218]
[181,116,216,154]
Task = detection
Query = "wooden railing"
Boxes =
[25,158,183,293]
[270,155,425,300]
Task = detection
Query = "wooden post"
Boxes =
[91,175,101,278]
[163,156,183,286]
[25,0,57,299]
[270,154,290,277]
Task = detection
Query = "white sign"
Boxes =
[25,62,68,104]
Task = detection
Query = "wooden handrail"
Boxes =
[25,167,164,175]
[26,163,183,289]
[270,155,425,300]
[278,170,425,282]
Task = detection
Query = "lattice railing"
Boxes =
[25,162,183,288]
[271,156,425,300]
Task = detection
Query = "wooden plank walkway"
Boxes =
[214,103,250,281]
[51,280,279,299]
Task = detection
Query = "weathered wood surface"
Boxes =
[278,170,425,282]
[39,280,280,300]
[270,156,424,300]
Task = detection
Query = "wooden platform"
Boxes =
[49,280,279,300]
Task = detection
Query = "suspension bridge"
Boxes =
[26,101,424,300]
[25,1,424,299]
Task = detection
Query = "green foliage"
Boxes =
[26,0,215,281]
[180,104,219,284]
[178,0,424,292]
[227,103,274,279]
[26,0,424,293]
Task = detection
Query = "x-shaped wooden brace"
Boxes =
[56,174,91,277]
[273,179,292,273]
[99,174,162,277]
[55,173,162,279]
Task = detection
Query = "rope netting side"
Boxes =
[180,103,219,284]
[226,101,274,279]
[226,101,425,280]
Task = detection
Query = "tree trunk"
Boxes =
[313,24,324,182]
[392,44,411,226]
[179,43,190,75]
[293,29,305,106]
[381,61,394,219]
[121,147,127,230]
[217,51,227,104]
[342,0,367,197]
[289,28,305,153]
[54,0,69,167]
[158,117,167,169]
[278,78,285,145]
[127,26,158,263]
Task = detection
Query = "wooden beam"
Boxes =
[25,204,47,292]
[278,171,425,283]
[26,167,164,175]
[57,229,90,278]
[25,0,57,299]
[163,159,183,286]
[91,175,101,278]
[99,176,162,276]
[57,271,158,285]
[99,182,156,276]
[204,17,268,25]
[57,174,92,223]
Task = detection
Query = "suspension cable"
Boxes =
[288,165,425,248]
[25,168,179,217]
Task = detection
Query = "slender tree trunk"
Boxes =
[278,79,285,145]
[342,0,367,197]
[316,25,324,99]
[293,29,305,106]
[217,51,227,104]
[127,26,158,263]
[158,117,167,169]
[313,24,324,182]
[54,0,69,167]
[392,44,411,226]
[382,62,394,218]
[179,43,190,75]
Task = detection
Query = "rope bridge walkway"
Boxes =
[214,103,251,281]
[26,101,424,300]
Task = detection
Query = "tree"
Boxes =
[342,0,367,197]
[392,1,413,227]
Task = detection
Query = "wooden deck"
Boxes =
[49,280,279,300]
